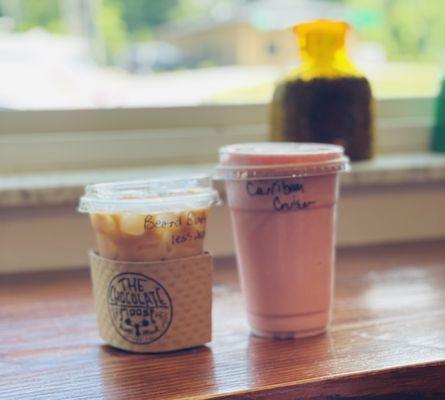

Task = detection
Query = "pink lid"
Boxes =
[216,142,349,180]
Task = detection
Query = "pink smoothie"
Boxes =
[218,143,348,338]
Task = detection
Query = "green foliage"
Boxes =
[345,0,445,61]
[103,0,179,40]
[169,0,205,20]
[18,0,65,33]
[121,0,178,31]
[170,0,237,21]
[98,1,127,64]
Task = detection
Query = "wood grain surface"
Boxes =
[1,241,445,399]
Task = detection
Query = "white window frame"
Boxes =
[0,96,436,173]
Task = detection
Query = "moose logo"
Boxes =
[107,273,173,345]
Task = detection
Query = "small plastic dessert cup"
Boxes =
[78,175,220,262]
[216,142,349,339]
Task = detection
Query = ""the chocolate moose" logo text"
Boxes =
[107,273,173,345]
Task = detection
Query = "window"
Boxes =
[0,0,443,111]
[0,0,442,172]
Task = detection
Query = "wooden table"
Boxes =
[1,241,445,399]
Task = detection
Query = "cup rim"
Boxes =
[78,174,220,214]
[216,142,349,180]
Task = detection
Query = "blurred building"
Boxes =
[158,0,346,67]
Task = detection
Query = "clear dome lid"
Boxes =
[216,142,349,180]
[79,174,220,214]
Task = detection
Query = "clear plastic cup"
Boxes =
[217,142,349,339]
[79,175,220,262]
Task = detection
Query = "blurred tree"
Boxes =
[97,0,127,64]
[16,0,65,32]
[121,0,178,29]
[103,0,179,40]
[170,0,241,21]
[346,0,445,61]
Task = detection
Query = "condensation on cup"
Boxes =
[217,142,349,339]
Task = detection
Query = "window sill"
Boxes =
[0,97,436,173]
[1,152,445,273]
[1,152,445,209]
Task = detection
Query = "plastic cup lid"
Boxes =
[78,174,220,214]
[216,142,349,180]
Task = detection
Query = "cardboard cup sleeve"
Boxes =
[89,251,213,353]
